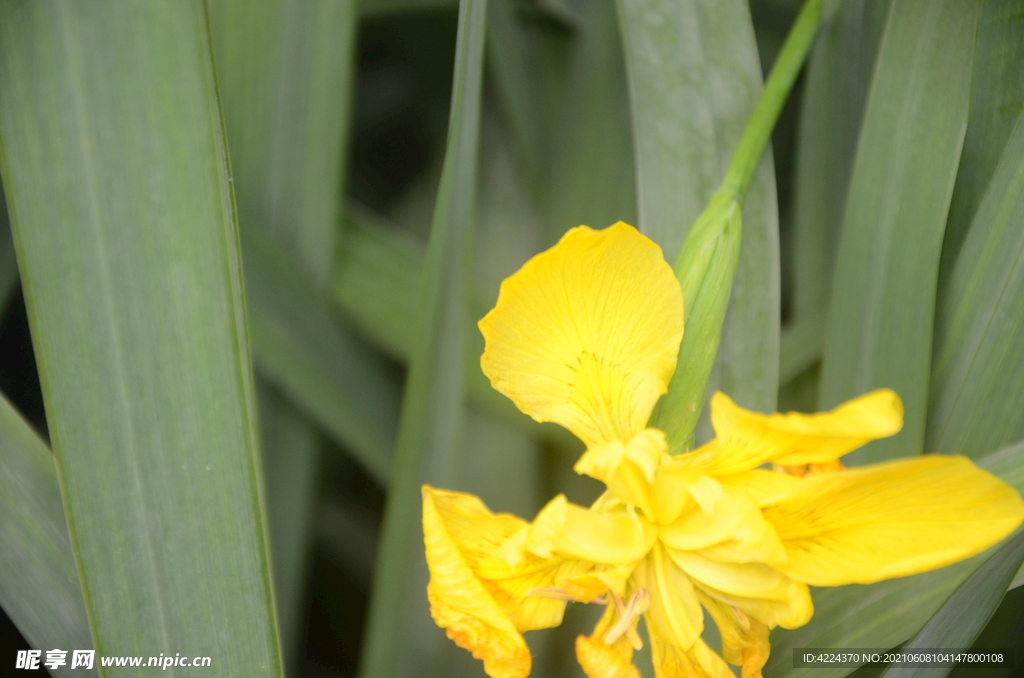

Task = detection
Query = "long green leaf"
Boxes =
[0,3,281,674]
[358,0,487,673]
[937,0,1024,289]
[615,0,780,435]
[244,221,400,485]
[0,393,94,677]
[928,113,1024,461]
[333,206,580,452]
[207,1,361,661]
[818,0,978,464]
[881,529,1024,678]
[789,0,889,323]
[765,440,1024,678]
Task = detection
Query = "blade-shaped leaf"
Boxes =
[615,0,780,432]
[358,0,487,673]
[818,0,978,464]
[789,0,889,323]
[765,440,1024,678]
[207,1,361,661]
[0,3,281,674]
[937,0,1024,289]
[928,112,1024,460]
[881,529,1024,678]
[0,393,94,677]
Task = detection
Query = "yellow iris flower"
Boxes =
[421,222,1024,678]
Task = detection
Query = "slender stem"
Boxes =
[720,0,823,198]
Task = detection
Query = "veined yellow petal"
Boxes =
[527,494,658,564]
[717,469,802,507]
[763,455,1024,586]
[658,486,786,566]
[631,544,703,649]
[647,626,734,678]
[692,390,903,475]
[476,551,594,631]
[576,603,642,678]
[479,223,684,448]
[698,592,770,678]
[422,487,531,678]
[667,549,812,629]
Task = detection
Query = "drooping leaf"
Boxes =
[819,0,979,464]
[0,3,281,674]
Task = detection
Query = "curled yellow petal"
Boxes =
[692,390,903,475]
[658,486,786,566]
[699,593,770,678]
[479,222,684,448]
[422,486,531,678]
[576,429,667,515]
[527,494,657,564]
[763,455,1024,586]
[576,603,642,678]
[668,549,812,629]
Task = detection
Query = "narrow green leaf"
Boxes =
[0,3,281,674]
[0,393,94,677]
[765,441,1024,678]
[0,197,18,314]
[819,0,978,464]
[780,314,825,385]
[789,0,889,322]
[359,0,457,17]
[333,206,580,451]
[255,382,319,663]
[207,1,360,661]
[881,530,1024,678]
[243,212,401,487]
[928,113,1024,461]
[937,0,1024,287]
[358,0,487,674]
[208,0,356,287]
[542,0,637,243]
[615,0,781,443]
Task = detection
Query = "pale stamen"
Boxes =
[603,589,651,650]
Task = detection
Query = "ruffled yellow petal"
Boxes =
[479,223,684,448]
[699,592,770,678]
[668,549,812,629]
[658,486,785,566]
[762,455,1024,586]
[476,549,594,630]
[690,390,903,475]
[527,494,657,564]
[422,486,531,678]
[647,627,734,678]
[576,603,642,678]
[631,545,703,649]
[576,429,667,516]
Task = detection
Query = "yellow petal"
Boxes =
[576,603,642,678]
[717,469,802,507]
[762,455,1024,586]
[698,592,771,678]
[630,545,703,649]
[691,390,903,475]
[479,223,684,447]
[527,494,658,564]
[576,429,667,515]
[648,628,734,678]
[659,486,786,566]
[667,549,812,629]
[422,486,531,678]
